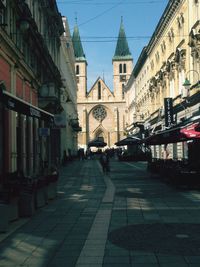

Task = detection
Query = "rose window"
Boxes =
[92,106,107,122]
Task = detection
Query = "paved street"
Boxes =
[1,158,200,266]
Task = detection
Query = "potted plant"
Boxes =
[35,176,47,208]
[4,172,21,222]
[18,176,37,217]
[0,190,10,233]
[46,166,59,200]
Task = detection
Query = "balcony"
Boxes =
[39,83,63,114]
[39,83,59,99]
[69,118,82,132]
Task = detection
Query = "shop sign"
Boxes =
[7,99,15,109]
[164,98,173,128]
[30,107,41,118]
[38,128,50,136]
[54,113,66,128]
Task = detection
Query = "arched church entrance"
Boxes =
[95,129,105,142]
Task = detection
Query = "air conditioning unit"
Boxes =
[0,0,6,8]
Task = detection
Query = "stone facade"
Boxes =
[60,17,79,158]
[73,20,133,150]
[125,0,200,160]
[0,0,65,176]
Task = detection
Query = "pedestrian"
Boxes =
[78,148,85,160]
[62,150,68,165]
[100,153,110,173]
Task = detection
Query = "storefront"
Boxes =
[143,116,200,186]
[0,81,54,179]
[0,102,3,178]
[144,117,200,146]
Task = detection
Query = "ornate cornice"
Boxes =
[146,0,183,55]
[189,20,200,60]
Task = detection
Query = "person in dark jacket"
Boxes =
[100,152,110,173]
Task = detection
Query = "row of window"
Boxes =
[76,64,127,75]
[97,82,125,100]
[119,63,127,74]
[0,1,61,82]
[76,65,125,99]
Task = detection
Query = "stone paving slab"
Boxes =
[1,159,200,266]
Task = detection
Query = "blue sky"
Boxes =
[57,0,168,90]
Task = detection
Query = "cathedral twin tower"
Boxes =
[72,19,133,149]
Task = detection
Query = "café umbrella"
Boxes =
[115,136,141,146]
[88,139,107,148]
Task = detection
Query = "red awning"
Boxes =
[180,122,200,139]
[144,121,200,145]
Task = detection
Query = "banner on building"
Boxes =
[54,113,67,128]
[38,128,50,136]
[164,98,173,128]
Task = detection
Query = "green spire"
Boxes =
[113,17,132,61]
[72,24,86,62]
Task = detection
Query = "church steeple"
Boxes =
[113,17,132,61]
[72,22,87,100]
[112,18,133,100]
[72,24,86,62]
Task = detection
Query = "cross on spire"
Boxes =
[75,12,78,25]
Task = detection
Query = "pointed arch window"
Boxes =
[123,64,127,73]
[76,65,80,75]
[98,81,101,100]
[119,64,123,74]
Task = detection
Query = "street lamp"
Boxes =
[182,70,199,98]
[182,78,191,92]
[19,19,30,32]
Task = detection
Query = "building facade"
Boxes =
[73,19,133,150]
[0,0,78,183]
[125,0,200,160]
[60,16,79,160]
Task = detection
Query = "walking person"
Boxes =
[100,152,110,173]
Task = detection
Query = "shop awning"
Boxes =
[180,122,200,139]
[143,120,200,145]
[115,136,141,146]
[0,83,54,122]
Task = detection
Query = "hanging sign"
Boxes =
[38,128,50,136]
[164,98,173,128]
[54,113,67,128]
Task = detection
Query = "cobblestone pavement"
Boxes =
[1,159,200,266]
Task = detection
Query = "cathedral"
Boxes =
[72,19,133,150]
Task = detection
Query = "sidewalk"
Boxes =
[0,159,107,267]
[0,159,200,266]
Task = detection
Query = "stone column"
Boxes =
[29,117,33,175]
[10,111,17,172]
[107,132,110,147]
[22,115,26,174]
[82,107,87,149]
[10,65,17,171]
[114,107,119,143]
[34,118,40,174]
